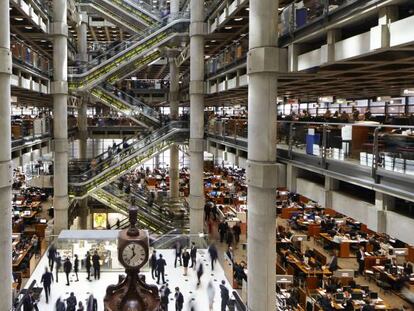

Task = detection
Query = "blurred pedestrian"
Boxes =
[208,244,218,271]
[182,248,190,276]
[196,261,204,287]
[207,280,216,310]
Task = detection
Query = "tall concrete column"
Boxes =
[189,0,205,234]
[246,0,278,310]
[375,191,394,233]
[0,0,13,308]
[77,13,88,64]
[169,55,180,200]
[324,176,339,209]
[286,163,298,192]
[170,0,180,19]
[326,29,341,63]
[371,6,398,50]
[52,0,69,234]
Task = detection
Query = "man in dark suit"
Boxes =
[150,250,157,279]
[156,254,167,284]
[47,245,57,271]
[174,287,184,311]
[219,280,229,311]
[92,251,101,280]
[63,257,72,286]
[40,267,54,303]
[190,242,197,269]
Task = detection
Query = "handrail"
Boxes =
[68,12,189,76]
[99,84,161,121]
[69,121,187,175]
[14,280,37,311]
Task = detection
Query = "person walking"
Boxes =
[226,230,234,248]
[41,267,54,303]
[48,244,57,271]
[190,242,197,269]
[55,253,62,283]
[207,280,216,311]
[63,257,72,286]
[233,223,241,244]
[218,221,228,243]
[196,261,204,287]
[86,295,97,311]
[219,280,230,311]
[174,241,182,268]
[92,251,101,280]
[182,248,190,276]
[208,244,218,271]
[160,284,171,311]
[156,254,167,284]
[150,250,157,280]
[174,287,184,311]
[85,252,92,281]
[66,292,77,311]
[55,298,66,311]
[77,301,84,311]
[73,254,79,282]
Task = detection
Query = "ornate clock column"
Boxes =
[104,207,160,311]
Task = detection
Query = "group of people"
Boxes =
[25,245,101,309]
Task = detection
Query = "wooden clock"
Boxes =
[104,206,160,311]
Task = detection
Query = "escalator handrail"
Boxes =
[103,185,174,227]
[94,189,171,233]
[68,13,189,76]
[124,0,162,19]
[68,122,189,184]
[69,121,186,174]
[99,84,161,121]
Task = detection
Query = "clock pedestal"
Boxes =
[104,207,160,311]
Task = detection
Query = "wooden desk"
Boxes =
[320,233,367,258]
[13,244,33,268]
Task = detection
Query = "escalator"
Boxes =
[90,188,173,235]
[78,0,160,31]
[104,183,188,230]
[91,84,161,128]
[68,122,189,198]
[96,0,161,27]
[78,1,142,34]
[68,16,189,92]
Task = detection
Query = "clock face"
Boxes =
[121,242,147,268]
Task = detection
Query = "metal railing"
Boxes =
[68,122,189,196]
[207,119,414,181]
[99,84,161,121]
[279,0,373,38]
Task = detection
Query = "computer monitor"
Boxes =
[393,248,408,256]
[276,275,294,284]
[335,293,344,301]
[369,292,378,300]
[360,286,369,293]
[352,293,363,300]
[23,210,31,216]
[292,234,307,242]
[334,269,355,278]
